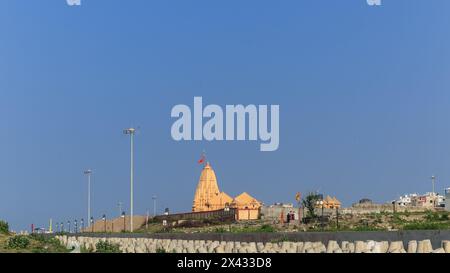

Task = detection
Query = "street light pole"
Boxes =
[431,175,436,196]
[336,207,339,230]
[102,214,107,233]
[321,201,324,230]
[84,170,92,225]
[124,128,137,232]
[152,195,157,217]
[118,202,123,217]
[121,211,126,232]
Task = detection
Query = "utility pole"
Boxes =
[84,169,93,224]
[124,128,137,232]
[431,175,437,207]
[152,195,157,217]
[118,202,123,217]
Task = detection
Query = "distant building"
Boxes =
[395,192,444,208]
[358,198,373,205]
[395,194,417,207]
[315,195,342,209]
[260,203,299,222]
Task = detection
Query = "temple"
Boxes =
[323,195,342,209]
[192,162,261,220]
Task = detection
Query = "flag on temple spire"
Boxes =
[198,151,206,164]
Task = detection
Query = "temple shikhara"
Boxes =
[192,162,262,220]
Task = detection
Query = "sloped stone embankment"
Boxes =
[55,235,450,253]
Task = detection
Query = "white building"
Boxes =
[395,194,417,207]
[395,192,445,208]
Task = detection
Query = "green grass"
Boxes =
[403,221,450,230]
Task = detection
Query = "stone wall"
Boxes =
[341,205,438,215]
[56,235,450,254]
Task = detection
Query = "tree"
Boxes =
[302,193,321,218]
[0,220,9,234]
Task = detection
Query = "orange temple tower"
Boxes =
[192,162,261,220]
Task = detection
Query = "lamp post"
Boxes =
[316,200,324,230]
[74,220,78,234]
[224,203,232,232]
[102,214,107,233]
[61,222,64,233]
[90,217,94,233]
[336,207,339,230]
[67,221,71,234]
[118,202,123,217]
[56,222,59,233]
[123,128,137,232]
[81,218,84,232]
[84,169,93,224]
[121,211,126,232]
[431,175,437,207]
[152,195,157,217]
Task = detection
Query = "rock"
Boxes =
[347,242,355,253]
[197,247,208,254]
[371,242,384,253]
[366,240,376,252]
[135,246,146,253]
[296,242,304,253]
[407,241,417,253]
[442,241,450,253]
[238,247,247,254]
[326,241,339,253]
[388,241,404,253]
[355,241,367,253]
[314,243,326,253]
[380,241,389,253]
[187,247,195,253]
[417,240,433,253]
[306,248,317,253]
[215,246,225,253]
[432,248,445,253]
[256,242,265,252]
[174,247,183,253]
[341,241,349,253]
[303,242,313,253]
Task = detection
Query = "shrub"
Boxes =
[0,220,9,234]
[29,234,67,252]
[259,224,276,233]
[156,248,167,253]
[402,221,448,230]
[213,227,228,233]
[95,241,121,253]
[7,235,30,249]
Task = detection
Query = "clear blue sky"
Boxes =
[1,0,450,231]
